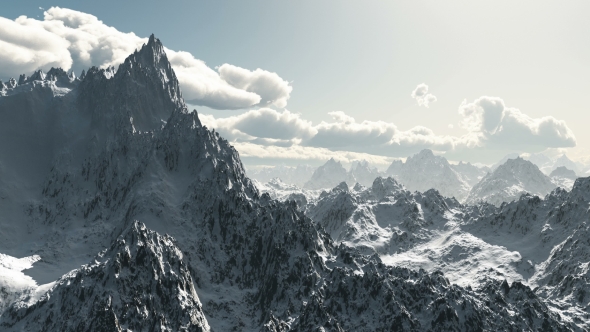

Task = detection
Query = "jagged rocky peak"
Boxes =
[0,221,210,332]
[370,176,405,199]
[118,34,182,103]
[7,77,17,88]
[78,34,187,134]
[17,73,26,85]
[28,69,46,82]
[136,34,168,68]
[333,181,349,193]
[404,149,450,170]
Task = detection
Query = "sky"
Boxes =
[1,1,589,168]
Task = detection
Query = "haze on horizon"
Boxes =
[1,1,588,168]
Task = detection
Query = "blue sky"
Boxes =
[2,1,589,167]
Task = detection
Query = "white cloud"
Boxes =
[232,142,393,166]
[0,16,72,78]
[201,97,576,164]
[411,83,437,108]
[165,50,261,109]
[200,108,316,143]
[459,96,576,149]
[308,111,397,149]
[218,64,292,108]
[0,7,291,110]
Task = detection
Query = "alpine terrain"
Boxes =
[0,35,586,331]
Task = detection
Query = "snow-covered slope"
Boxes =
[0,35,583,331]
[462,178,590,326]
[306,175,590,329]
[253,177,321,211]
[466,157,557,206]
[1,221,210,331]
[385,149,471,201]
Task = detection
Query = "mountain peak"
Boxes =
[550,166,577,179]
[122,34,170,75]
[417,148,434,157]
[466,156,556,206]
[407,149,447,165]
[77,34,186,134]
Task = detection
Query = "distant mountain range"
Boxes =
[255,149,585,208]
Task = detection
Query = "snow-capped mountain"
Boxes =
[303,158,348,190]
[491,152,520,170]
[0,35,584,331]
[1,221,210,331]
[247,164,315,187]
[253,177,321,211]
[550,166,578,190]
[553,154,581,175]
[526,152,554,174]
[450,161,490,187]
[466,157,557,206]
[302,159,384,190]
[385,149,471,201]
[346,159,383,187]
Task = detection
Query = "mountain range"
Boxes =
[0,35,586,330]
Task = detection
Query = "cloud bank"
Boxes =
[201,97,576,164]
[411,83,437,108]
[459,96,576,150]
[0,7,292,110]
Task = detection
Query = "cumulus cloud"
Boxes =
[202,109,464,159]
[308,111,397,149]
[411,83,437,108]
[0,16,72,77]
[459,96,576,149]
[200,108,316,144]
[218,64,292,108]
[201,97,576,164]
[232,142,393,166]
[0,7,292,110]
[305,112,459,155]
[165,51,261,109]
